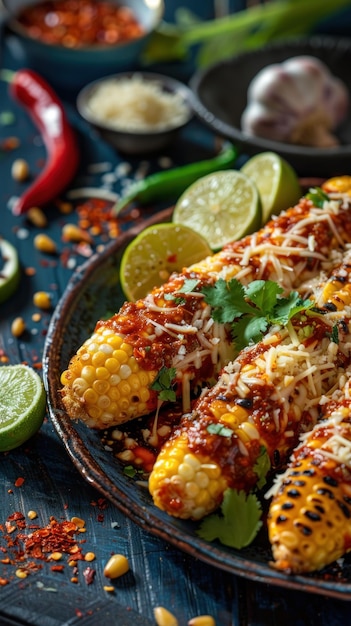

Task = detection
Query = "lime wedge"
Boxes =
[241,152,301,224]
[120,222,212,301]
[0,238,20,303]
[172,170,262,250]
[0,364,46,452]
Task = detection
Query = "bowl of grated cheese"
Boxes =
[76,71,194,155]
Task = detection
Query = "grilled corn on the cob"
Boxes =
[267,380,351,574]
[149,300,351,520]
[61,189,351,429]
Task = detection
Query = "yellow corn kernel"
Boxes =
[11,158,30,181]
[27,207,47,228]
[50,552,63,561]
[153,607,178,626]
[84,552,95,562]
[33,291,52,310]
[103,585,115,593]
[34,233,57,254]
[103,554,129,579]
[27,510,37,520]
[15,569,28,579]
[11,317,26,338]
[62,223,93,244]
[188,617,216,626]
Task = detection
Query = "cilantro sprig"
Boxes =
[305,186,329,208]
[202,278,313,351]
[150,366,177,403]
[197,489,262,549]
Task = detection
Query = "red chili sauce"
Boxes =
[15,0,145,48]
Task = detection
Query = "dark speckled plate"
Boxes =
[43,208,351,601]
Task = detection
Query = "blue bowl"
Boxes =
[2,0,164,94]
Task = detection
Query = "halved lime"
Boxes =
[120,222,212,302]
[0,238,20,303]
[172,170,262,251]
[241,152,301,224]
[0,364,46,452]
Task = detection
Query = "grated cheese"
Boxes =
[86,75,191,132]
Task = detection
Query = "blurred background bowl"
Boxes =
[1,0,164,94]
[190,36,351,177]
[76,71,193,155]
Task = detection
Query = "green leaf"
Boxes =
[197,489,262,549]
[150,366,177,403]
[305,187,329,208]
[177,278,200,294]
[202,278,313,351]
[207,423,233,437]
[254,447,271,489]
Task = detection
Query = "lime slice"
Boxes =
[120,222,212,301]
[0,364,46,452]
[0,238,20,303]
[241,152,301,224]
[172,170,262,251]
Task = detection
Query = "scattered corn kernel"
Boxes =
[103,585,115,593]
[34,233,57,254]
[27,206,47,228]
[154,607,178,626]
[68,560,77,567]
[84,552,95,562]
[57,200,73,214]
[70,576,79,584]
[50,552,63,561]
[103,554,129,579]
[62,223,93,244]
[188,616,216,626]
[15,569,28,579]
[27,510,37,520]
[11,317,26,337]
[33,291,51,310]
[71,516,85,528]
[11,158,30,181]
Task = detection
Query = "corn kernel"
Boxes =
[27,207,47,228]
[33,291,52,310]
[70,577,79,584]
[34,233,57,254]
[50,552,63,561]
[153,607,178,626]
[27,510,37,520]
[103,585,115,593]
[84,552,95,562]
[11,317,26,338]
[62,223,92,244]
[12,158,30,181]
[15,569,28,579]
[103,554,129,579]
[188,617,216,626]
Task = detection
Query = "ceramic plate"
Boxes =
[189,36,351,177]
[43,208,351,601]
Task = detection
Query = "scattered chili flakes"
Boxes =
[14,477,25,488]
[0,512,96,585]
[76,198,120,240]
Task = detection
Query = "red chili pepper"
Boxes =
[7,69,80,216]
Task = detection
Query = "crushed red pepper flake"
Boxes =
[0,512,95,585]
[14,477,25,488]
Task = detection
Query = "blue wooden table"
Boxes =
[2,3,351,625]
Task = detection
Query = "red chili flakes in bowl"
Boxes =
[16,0,145,48]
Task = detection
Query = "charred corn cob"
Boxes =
[267,379,351,574]
[149,301,351,520]
[61,187,351,429]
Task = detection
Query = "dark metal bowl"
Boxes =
[190,36,351,177]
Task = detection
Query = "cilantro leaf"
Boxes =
[305,187,329,208]
[207,423,233,437]
[202,278,313,351]
[197,489,262,549]
[253,446,271,489]
[150,366,177,402]
[177,278,200,294]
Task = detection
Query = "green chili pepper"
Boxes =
[113,143,239,215]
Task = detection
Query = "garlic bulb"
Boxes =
[241,56,349,148]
